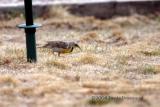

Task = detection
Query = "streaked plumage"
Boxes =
[41,41,81,56]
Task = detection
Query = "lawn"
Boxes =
[0,7,160,107]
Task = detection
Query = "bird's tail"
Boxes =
[36,43,45,48]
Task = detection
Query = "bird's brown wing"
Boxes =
[43,41,69,49]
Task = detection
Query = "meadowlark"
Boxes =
[40,41,81,56]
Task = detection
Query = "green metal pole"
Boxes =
[25,28,37,62]
[24,0,37,62]
[18,0,41,62]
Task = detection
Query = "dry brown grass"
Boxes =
[80,32,99,42]
[0,10,160,107]
[79,31,105,44]
[76,53,99,65]
[111,15,147,27]
[0,75,19,87]
[42,6,74,19]
[45,59,70,70]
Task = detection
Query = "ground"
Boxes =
[0,7,160,107]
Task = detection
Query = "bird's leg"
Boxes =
[58,52,60,57]
[51,52,55,56]
[52,52,57,60]
[53,52,56,60]
[52,51,57,56]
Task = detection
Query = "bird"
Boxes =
[40,41,81,56]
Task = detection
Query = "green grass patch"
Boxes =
[140,50,160,56]
[88,96,122,105]
[143,65,157,74]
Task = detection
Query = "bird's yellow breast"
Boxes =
[60,48,73,53]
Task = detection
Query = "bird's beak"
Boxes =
[76,45,82,51]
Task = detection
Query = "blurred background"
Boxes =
[0,0,159,20]
[0,0,160,107]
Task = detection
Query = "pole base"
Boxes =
[18,23,41,63]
